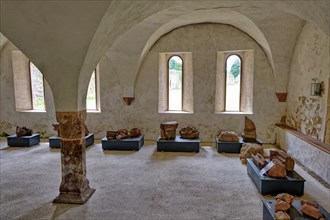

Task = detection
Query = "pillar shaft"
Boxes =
[53,110,95,204]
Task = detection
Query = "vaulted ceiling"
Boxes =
[1,0,329,111]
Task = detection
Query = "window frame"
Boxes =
[86,64,101,112]
[224,54,242,112]
[215,49,254,114]
[167,55,184,111]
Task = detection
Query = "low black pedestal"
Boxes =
[247,158,305,196]
[157,135,200,152]
[7,134,40,147]
[262,200,330,220]
[216,136,263,153]
[49,133,94,148]
[102,135,144,151]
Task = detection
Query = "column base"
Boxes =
[53,188,96,204]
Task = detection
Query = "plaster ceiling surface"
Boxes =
[0,33,8,49]
[0,0,328,110]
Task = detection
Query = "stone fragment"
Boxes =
[267,162,287,178]
[275,199,291,212]
[179,125,199,139]
[251,153,268,169]
[106,131,117,140]
[242,116,257,142]
[300,204,323,219]
[160,121,178,140]
[270,150,295,171]
[218,131,239,142]
[129,128,141,138]
[300,200,318,208]
[239,143,263,164]
[16,126,33,137]
[276,193,294,205]
[274,211,291,220]
[116,129,128,139]
[52,123,60,136]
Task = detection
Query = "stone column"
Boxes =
[53,110,95,204]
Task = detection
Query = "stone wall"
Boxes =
[1,23,285,142]
[286,22,329,142]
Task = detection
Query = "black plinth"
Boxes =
[7,134,40,147]
[102,135,144,151]
[157,135,200,152]
[216,136,244,153]
[247,158,305,196]
[262,200,330,220]
[49,133,94,148]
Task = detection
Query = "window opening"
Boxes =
[168,55,183,111]
[29,62,45,110]
[225,55,241,111]
[86,70,97,110]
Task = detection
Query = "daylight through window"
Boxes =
[225,55,241,111]
[168,55,183,111]
[29,62,45,110]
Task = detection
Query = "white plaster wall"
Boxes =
[286,22,329,142]
[88,23,285,142]
[276,127,330,185]
[0,42,56,137]
[1,24,286,142]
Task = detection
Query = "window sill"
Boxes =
[158,110,194,114]
[215,111,253,115]
[16,109,46,113]
[87,110,101,113]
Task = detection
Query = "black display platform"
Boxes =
[262,200,330,220]
[101,135,144,151]
[49,133,94,148]
[216,136,263,153]
[7,134,40,147]
[247,158,305,196]
[157,135,200,152]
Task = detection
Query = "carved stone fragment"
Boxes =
[160,121,178,140]
[251,153,268,169]
[129,128,141,138]
[275,199,291,212]
[16,126,33,137]
[300,204,323,219]
[274,211,291,220]
[242,116,257,142]
[270,150,295,171]
[116,129,128,139]
[52,123,60,136]
[267,162,287,178]
[218,131,239,142]
[106,131,117,140]
[239,143,263,164]
[276,193,294,205]
[179,126,199,139]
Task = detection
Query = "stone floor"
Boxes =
[0,138,329,220]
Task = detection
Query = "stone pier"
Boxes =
[53,110,95,204]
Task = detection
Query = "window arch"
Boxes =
[168,55,183,111]
[29,62,46,110]
[225,54,241,111]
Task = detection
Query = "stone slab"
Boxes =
[101,135,144,151]
[157,135,200,152]
[262,200,330,220]
[247,158,305,196]
[49,133,94,148]
[7,134,40,147]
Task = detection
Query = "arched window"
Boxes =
[168,55,183,111]
[225,54,241,111]
[86,70,97,110]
